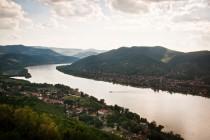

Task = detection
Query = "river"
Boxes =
[14,64,210,140]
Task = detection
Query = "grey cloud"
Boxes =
[108,0,186,14]
[110,0,148,14]
[145,0,210,23]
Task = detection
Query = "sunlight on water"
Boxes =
[14,64,210,140]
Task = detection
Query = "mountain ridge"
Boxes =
[57,46,210,97]
[49,47,106,58]
[0,45,78,77]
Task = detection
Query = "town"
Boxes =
[0,77,183,140]
[62,71,210,98]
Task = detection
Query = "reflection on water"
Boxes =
[14,64,210,140]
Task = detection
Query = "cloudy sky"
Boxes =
[0,0,210,52]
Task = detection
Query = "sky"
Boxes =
[0,0,210,52]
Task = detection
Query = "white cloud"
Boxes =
[41,0,103,19]
[0,0,210,52]
[0,0,28,29]
[107,0,187,15]
[197,28,210,49]
[173,4,210,22]
[144,0,185,2]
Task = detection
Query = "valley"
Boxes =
[14,64,210,140]
[57,46,210,97]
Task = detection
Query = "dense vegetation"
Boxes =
[0,77,183,140]
[0,104,124,140]
[0,45,78,77]
[0,78,123,140]
[57,46,210,97]
[57,46,210,79]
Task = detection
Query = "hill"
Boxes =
[61,46,182,76]
[0,45,78,77]
[0,78,123,140]
[168,51,210,80]
[57,46,210,97]
[0,77,183,140]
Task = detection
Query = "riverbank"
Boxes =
[0,77,183,140]
[12,64,210,140]
[56,66,210,98]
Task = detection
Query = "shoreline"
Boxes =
[0,76,183,140]
[56,66,210,98]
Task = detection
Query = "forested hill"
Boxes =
[57,46,210,97]
[0,45,78,77]
[60,46,183,75]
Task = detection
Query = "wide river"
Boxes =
[14,64,210,140]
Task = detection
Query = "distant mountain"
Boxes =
[51,48,106,58]
[57,46,210,97]
[0,45,78,77]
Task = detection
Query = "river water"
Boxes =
[14,64,210,140]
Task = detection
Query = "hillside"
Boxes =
[167,51,210,80]
[61,46,182,76]
[0,78,123,140]
[57,46,210,97]
[0,45,78,77]
[0,77,183,140]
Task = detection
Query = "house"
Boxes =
[97,109,109,115]
[75,107,84,114]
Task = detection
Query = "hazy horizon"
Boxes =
[0,0,210,52]
[1,44,210,53]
